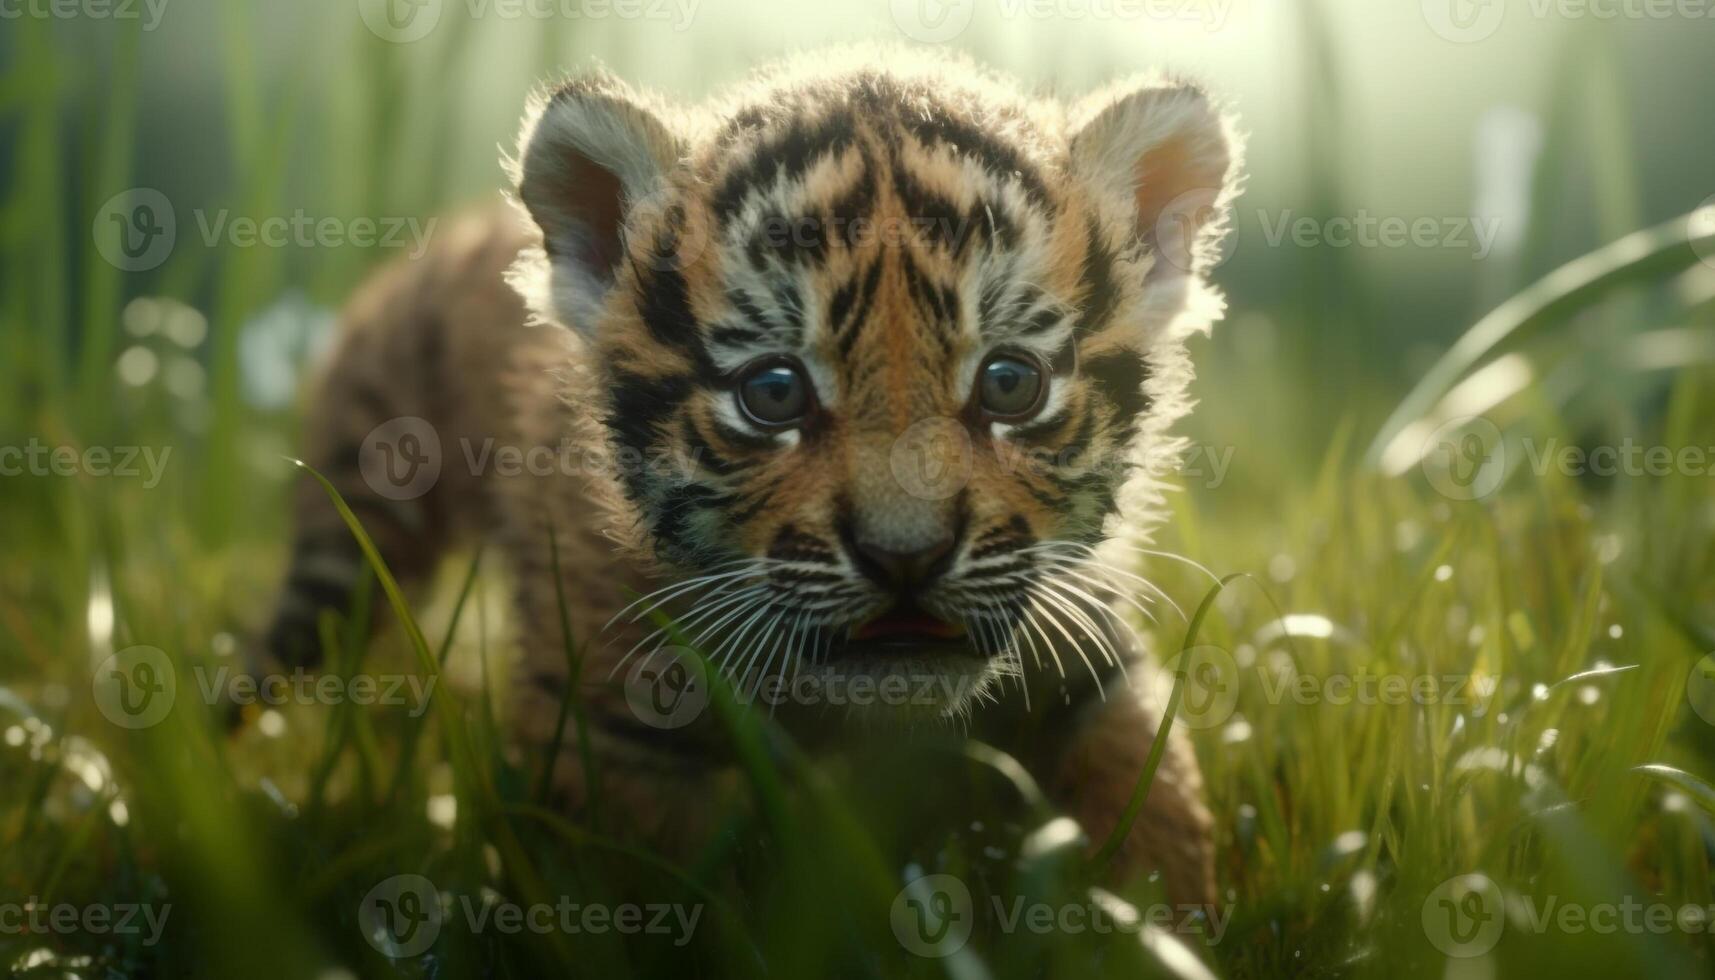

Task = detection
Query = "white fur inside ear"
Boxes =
[529,94,669,203]
[512,80,681,335]
[1070,80,1241,279]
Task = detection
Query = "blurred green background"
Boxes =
[4,1,1715,977]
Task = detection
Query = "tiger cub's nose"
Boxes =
[849,535,956,590]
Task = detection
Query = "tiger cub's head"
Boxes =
[510,47,1241,716]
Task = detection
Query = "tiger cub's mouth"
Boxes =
[831,601,973,659]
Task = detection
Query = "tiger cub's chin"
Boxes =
[750,645,1018,724]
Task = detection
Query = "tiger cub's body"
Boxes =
[269,47,1240,906]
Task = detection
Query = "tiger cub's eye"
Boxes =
[737,361,811,427]
[978,354,1046,420]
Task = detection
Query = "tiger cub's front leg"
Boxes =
[1049,665,1219,910]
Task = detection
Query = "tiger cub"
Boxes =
[267,46,1241,906]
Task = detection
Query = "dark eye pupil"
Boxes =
[981,356,1043,417]
[739,364,808,425]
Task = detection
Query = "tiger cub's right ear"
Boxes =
[512,73,683,333]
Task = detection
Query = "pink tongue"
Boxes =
[853,612,960,641]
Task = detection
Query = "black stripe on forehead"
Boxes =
[889,167,979,258]
[737,146,876,271]
[711,109,859,226]
[900,110,1055,215]
[833,257,884,360]
[899,251,959,349]
[827,257,879,337]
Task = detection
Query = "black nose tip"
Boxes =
[851,535,956,590]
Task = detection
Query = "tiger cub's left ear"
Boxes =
[512,72,684,334]
[1069,79,1242,283]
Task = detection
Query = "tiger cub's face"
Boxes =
[513,51,1239,715]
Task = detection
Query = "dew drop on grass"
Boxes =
[1330,831,1367,858]
[1607,624,1623,640]
[162,303,209,349]
[428,794,458,830]
[1350,870,1377,924]
[164,356,206,400]
[1434,564,1454,582]
[123,296,165,337]
[1394,520,1424,552]
[258,710,286,738]
[116,345,159,387]
[1594,534,1624,564]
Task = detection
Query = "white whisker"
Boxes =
[1027,588,1105,698]
[604,558,764,629]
